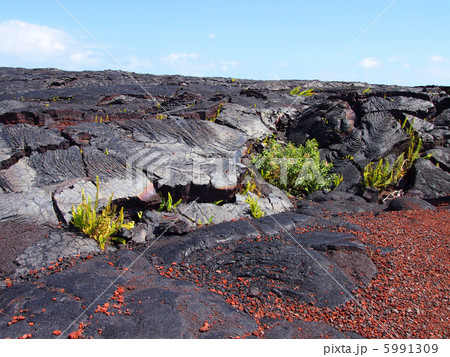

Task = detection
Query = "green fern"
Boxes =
[158,192,182,213]
[245,194,265,218]
[251,138,341,196]
[290,87,315,97]
[71,176,134,250]
[363,118,424,190]
[198,215,214,226]
[363,157,397,190]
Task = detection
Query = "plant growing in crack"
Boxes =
[71,176,134,250]
[363,117,426,190]
[290,87,315,97]
[207,103,223,122]
[251,137,341,196]
[158,192,182,213]
[198,215,214,227]
[363,156,405,190]
[245,194,265,219]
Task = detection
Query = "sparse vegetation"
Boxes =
[240,179,257,196]
[94,114,109,123]
[198,215,214,226]
[158,192,182,213]
[363,155,405,190]
[207,103,223,122]
[290,87,315,97]
[363,117,424,190]
[251,138,342,196]
[245,194,265,218]
[71,176,134,250]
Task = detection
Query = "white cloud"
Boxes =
[389,56,402,63]
[421,66,450,81]
[125,56,152,72]
[358,57,380,69]
[389,56,410,69]
[161,52,202,65]
[0,19,104,69]
[429,55,444,63]
[208,33,216,39]
[0,19,70,57]
[70,50,95,63]
[220,60,238,72]
[158,52,238,76]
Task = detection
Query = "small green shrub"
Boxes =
[239,179,258,196]
[198,215,214,226]
[158,192,182,213]
[71,176,134,250]
[251,138,341,196]
[363,119,424,190]
[363,155,405,190]
[245,194,265,218]
[207,103,223,123]
[290,87,315,97]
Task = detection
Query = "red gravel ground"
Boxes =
[329,208,450,338]
[163,208,449,339]
[294,208,450,338]
[286,209,450,338]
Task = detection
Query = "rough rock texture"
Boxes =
[297,190,386,216]
[0,189,58,225]
[386,196,436,211]
[0,222,52,277]
[0,68,448,226]
[0,67,449,339]
[12,230,106,278]
[410,159,450,198]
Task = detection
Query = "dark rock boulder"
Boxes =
[410,159,450,198]
[215,103,270,139]
[425,147,450,171]
[359,95,435,119]
[329,159,363,195]
[386,197,436,211]
[286,99,357,147]
[297,191,385,215]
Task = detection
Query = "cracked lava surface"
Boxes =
[158,208,449,339]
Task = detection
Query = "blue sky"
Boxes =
[0,0,449,86]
